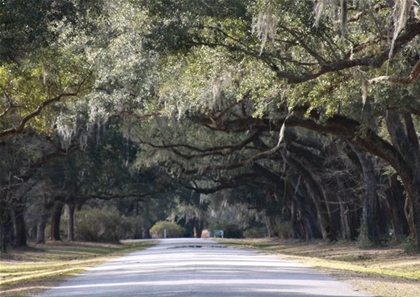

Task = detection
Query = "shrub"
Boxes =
[150,221,185,238]
[223,224,243,238]
[75,206,128,242]
[357,222,374,249]
[243,227,266,238]
[274,221,293,239]
[125,216,144,239]
[402,236,420,254]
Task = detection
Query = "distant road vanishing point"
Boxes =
[36,238,371,297]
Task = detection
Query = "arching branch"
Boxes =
[0,75,90,139]
[369,59,420,85]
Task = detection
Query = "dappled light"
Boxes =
[37,239,369,297]
[1,1,420,296]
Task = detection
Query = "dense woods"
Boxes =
[1,0,419,252]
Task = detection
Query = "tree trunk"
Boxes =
[194,218,204,238]
[67,203,76,241]
[286,156,336,241]
[385,111,420,248]
[12,203,27,247]
[142,199,151,239]
[292,186,322,240]
[50,200,63,241]
[352,148,388,244]
[0,210,10,253]
[265,215,275,237]
[36,215,48,244]
[385,174,410,240]
[406,177,420,249]
[36,202,50,244]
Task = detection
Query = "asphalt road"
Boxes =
[36,238,371,297]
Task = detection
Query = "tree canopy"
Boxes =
[1,0,420,251]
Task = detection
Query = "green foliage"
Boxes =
[0,0,105,63]
[243,227,266,238]
[402,236,420,254]
[357,221,375,249]
[274,222,293,239]
[150,221,185,238]
[75,206,130,242]
[207,219,243,238]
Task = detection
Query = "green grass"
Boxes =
[0,240,156,297]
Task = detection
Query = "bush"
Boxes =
[208,220,243,238]
[223,224,243,238]
[125,216,144,239]
[357,222,375,249]
[243,227,266,238]
[402,236,420,254]
[75,206,129,242]
[274,221,293,239]
[150,221,185,238]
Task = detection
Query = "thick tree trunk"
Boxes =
[36,215,48,244]
[385,111,420,248]
[265,215,276,237]
[141,199,151,239]
[406,177,420,249]
[352,148,388,243]
[194,218,204,238]
[36,203,50,244]
[50,201,63,241]
[286,156,337,241]
[67,203,76,242]
[292,186,322,240]
[12,204,27,247]
[385,174,410,240]
[0,211,10,253]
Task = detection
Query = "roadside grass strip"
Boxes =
[277,254,420,280]
[0,241,156,297]
[219,239,420,281]
[0,267,84,287]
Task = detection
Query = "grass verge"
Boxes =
[0,240,155,297]
[219,238,420,297]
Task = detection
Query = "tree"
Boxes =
[0,130,77,249]
[129,0,420,248]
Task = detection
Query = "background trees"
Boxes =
[133,0,420,248]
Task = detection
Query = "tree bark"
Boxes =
[36,214,48,244]
[286,155,337,241]
[265,215,276,237]
[67,203,76,241]
[293,194,321,240]
[0,210,11,252]
[194,218,204,238]
[385,111,420,248]
[351,147,388,243]
[12,203,27,247]
[50,200,63,241]
[385,174,410,240]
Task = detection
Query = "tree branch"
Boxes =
[143,129,262,160]
[369,59,420,85]
[180,173,259,194]
[0,75,90,139]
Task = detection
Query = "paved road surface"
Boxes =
[36,238,371,297]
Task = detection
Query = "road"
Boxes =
[36,238,371,297]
